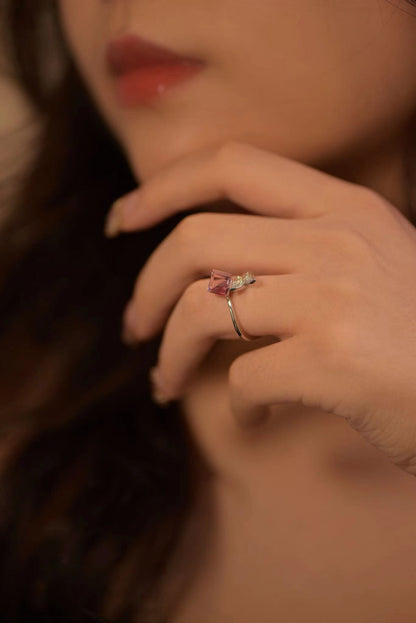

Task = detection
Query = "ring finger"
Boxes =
[124,211,338,341]
[155,273,321,399]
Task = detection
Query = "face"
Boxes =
[58,0,416,182]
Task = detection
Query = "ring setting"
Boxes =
[207,268,257,341]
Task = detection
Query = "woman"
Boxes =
[1,0,416,621]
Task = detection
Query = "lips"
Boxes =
[105,33,206,106]
[105,33,205,76]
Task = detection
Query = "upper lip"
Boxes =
[105,33,205,76]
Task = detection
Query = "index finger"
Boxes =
[106,140,366,233]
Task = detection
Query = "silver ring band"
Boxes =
[207,268,258,341]
[225,294,256,341]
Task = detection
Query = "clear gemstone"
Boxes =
[230,276,243,289]
[242,271,255,285]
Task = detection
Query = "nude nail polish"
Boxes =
[149,366,173,407]
[104,198,123,237]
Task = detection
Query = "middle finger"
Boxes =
[124,212,329,340]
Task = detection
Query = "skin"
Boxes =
[59,0,416,200]
[58,1,416,621]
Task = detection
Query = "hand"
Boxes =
[105,141,416,476]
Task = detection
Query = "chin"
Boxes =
[119,119,255,183]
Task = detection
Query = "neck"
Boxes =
[321,126,416,221]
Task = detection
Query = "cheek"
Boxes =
[231,2,416,163]
[57,1,116,122]
[190,0,416,170]
[57,0,102,79]
[58,0,88,70]
[54,0,416,182]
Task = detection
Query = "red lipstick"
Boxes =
[105,34,206,106]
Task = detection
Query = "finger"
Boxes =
[111,140,363,232]
[125,212,327,340]
[152,274,321,400]
[228,336,323,428]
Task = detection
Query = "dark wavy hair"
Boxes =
[0,1,416,622]
[0,2,212,622]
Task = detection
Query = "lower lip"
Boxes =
[114,62,204,106]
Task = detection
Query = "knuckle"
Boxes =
[216,140,245,161]
[180,279,206,317]
[176,212,203,238]
[308,277,360,333]
[318,276,358,307]
[174,213,209,253]
[320,220,375,264]
[174,212,218,266]
[214,140,247,173]
[328,317,359,352]
[310,218,377,270]
[311,216,357,241]
[315,316,358,370]
[358,185,383,206]
[310,277,363,368]
[357,185,395,217]
[332,223,370,253]
[334,277,361,303]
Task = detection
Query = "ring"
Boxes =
[207,268,258,341]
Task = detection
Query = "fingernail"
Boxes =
[149,366,173,407]
[121,300,140,346]
[120,190,141,220]
[123,299,136,329]
[104,198,123,238]
[104,190,140,238]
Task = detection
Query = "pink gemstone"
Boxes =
[207,269,232,296]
